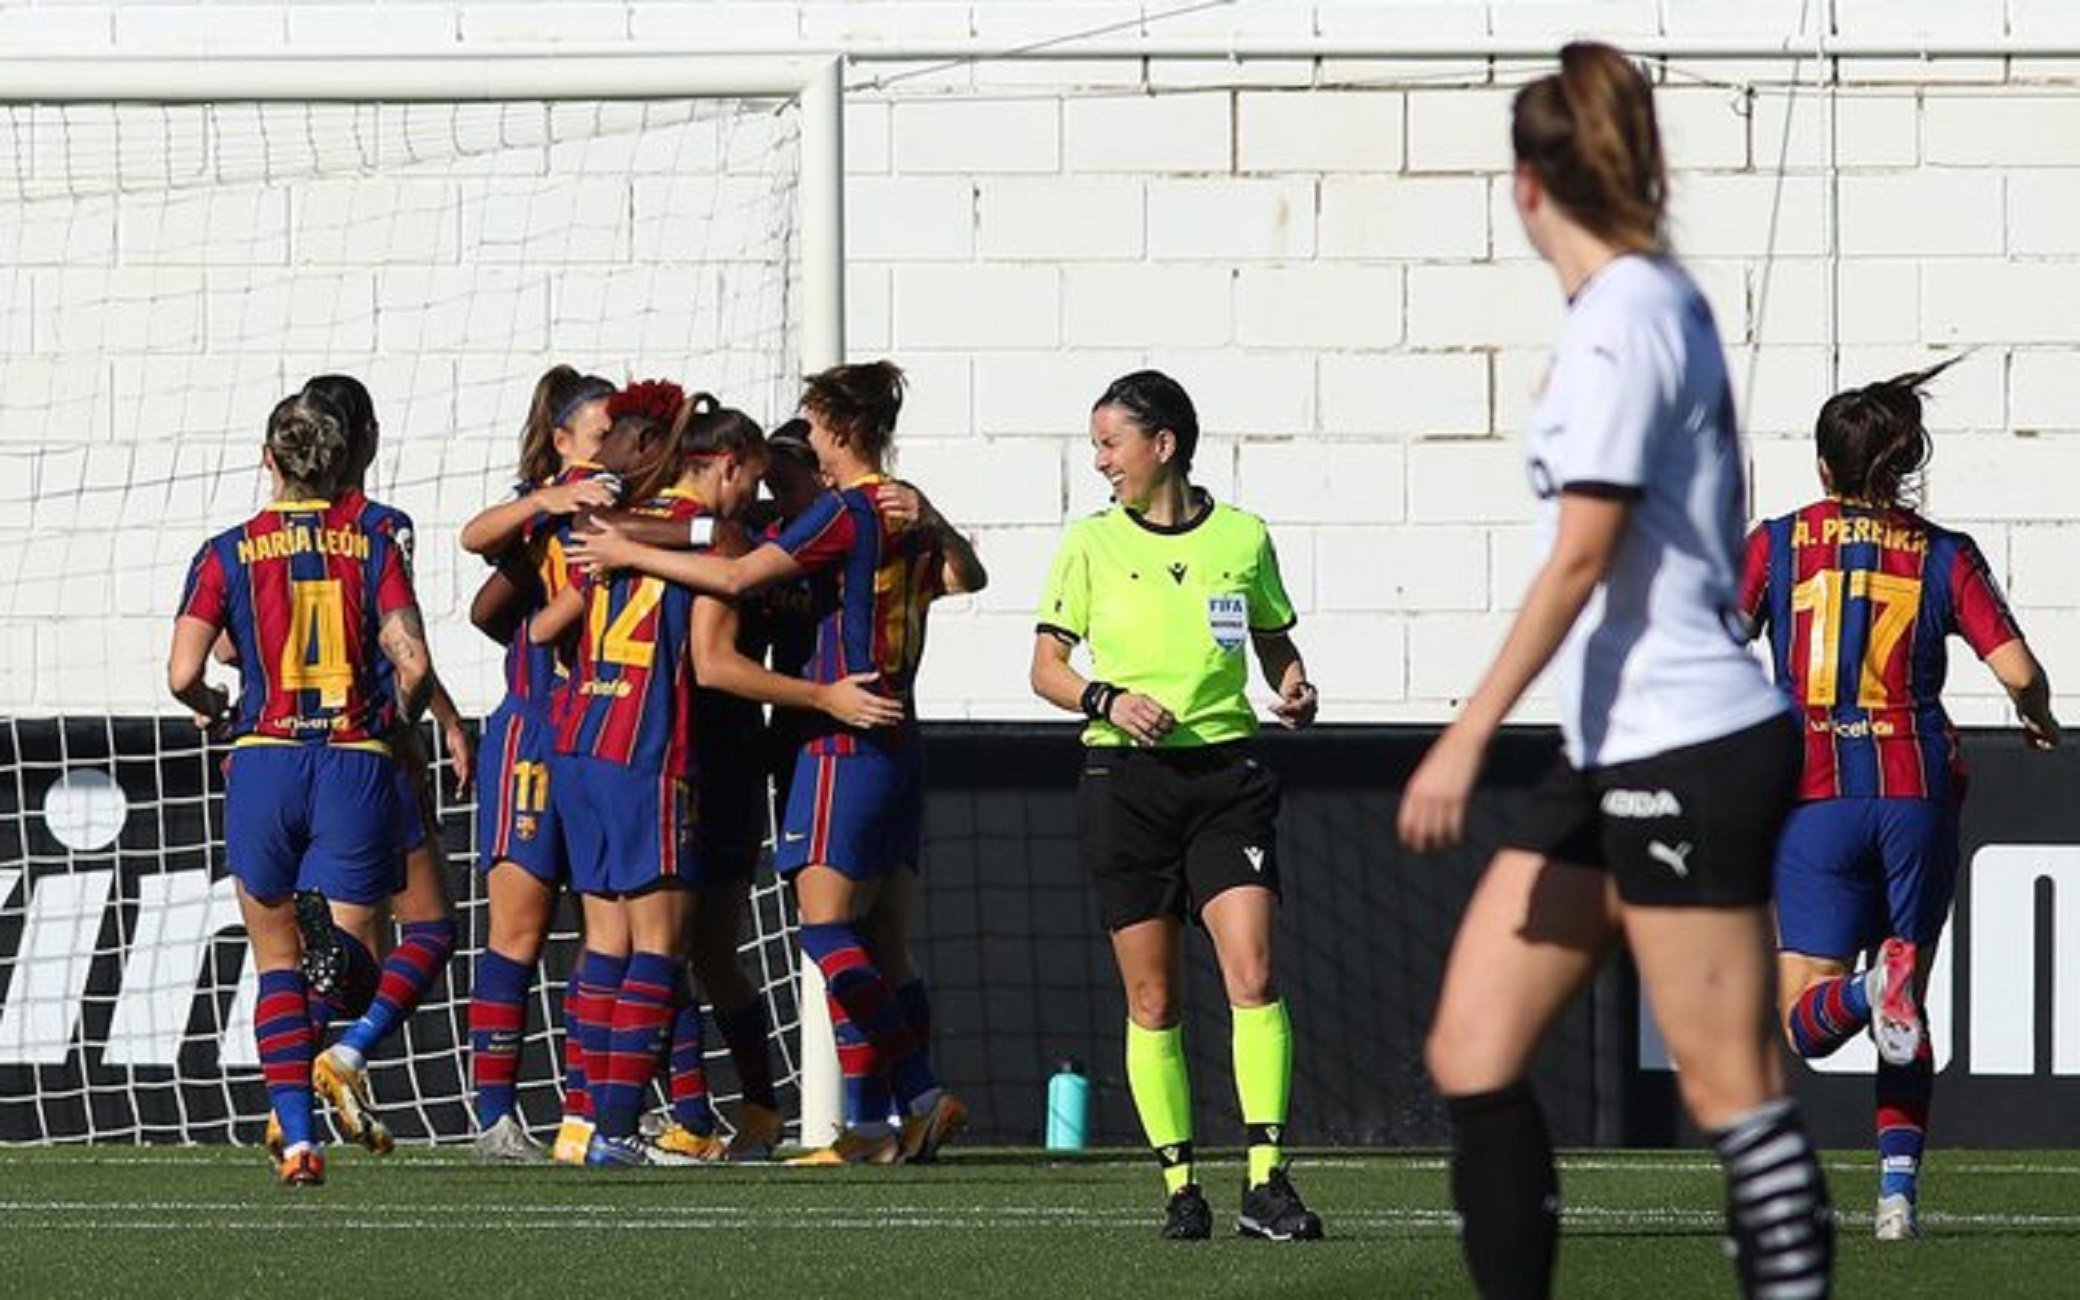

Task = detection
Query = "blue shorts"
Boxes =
[1774,797,1960,960]
[775,743,923,881]
[389,727,435,855]
[475,704,568,885]
[392,762,429,854]
[224,745,406,906]
[549,751,699,897]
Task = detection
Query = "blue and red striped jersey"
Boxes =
[178,497,417,749]
[772,476,944,755]
[1741,498,2022,802]
[498,462,614,715]
[551,489,705,778]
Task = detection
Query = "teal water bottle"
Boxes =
[1046,1058,1090,1150]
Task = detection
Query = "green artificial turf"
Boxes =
[2,1145,2076,1298]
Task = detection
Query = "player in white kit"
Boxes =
[1397,43,1833,1300]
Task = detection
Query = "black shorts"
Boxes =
[1077,743,1282,931]
[1506,713,1799,908]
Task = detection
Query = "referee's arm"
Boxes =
[1251,629,1317,730]
[1031,632,1173,746]
[1029,629,1088,716]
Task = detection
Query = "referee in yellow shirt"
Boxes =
[1030,370,1322,1242]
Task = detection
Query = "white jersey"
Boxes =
[1523,255,1784,768]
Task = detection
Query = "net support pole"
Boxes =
[793,55,847,1152]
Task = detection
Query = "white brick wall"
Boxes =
[5,1,2080,731]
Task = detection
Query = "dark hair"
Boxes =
[520,364,615,483]
[1815,357,1963,510]
[1092,369,1199,474]
[608,378,687,504]
[673,391,767,461]
[1511,42,1667,253]
[266,391,350,498]
[301,374,377,485]
[799,360,904,462]
[766,416,816,464]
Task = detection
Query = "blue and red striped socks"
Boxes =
[469,948,532,1130]
[829,998,892,1134]
[668,998,717,1135]
[595,951,683,1140]
[257,968,317,1150]
[1878,1038,1933,1202]
[798,922,936,1111]
[337,918,456,1064]
[1787,970,1873,1059]
[570,950,627,1123]
[714,999,778,1111]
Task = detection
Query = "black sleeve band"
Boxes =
[1036,622,1081,646]
[1559,480,1645,501]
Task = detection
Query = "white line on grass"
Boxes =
[6,1200,2078,1235]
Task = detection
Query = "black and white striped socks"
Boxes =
[1711,1098,1835,1300]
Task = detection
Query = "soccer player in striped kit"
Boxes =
[681,419,908,1160]
[570,360,986,1165]
[527,380,719,1166]
[168,391,433,1186]
[1399,43,1833,1299]
[458,365,620,1162]
[1742,363,2059,1240]
[298,374,471,1160]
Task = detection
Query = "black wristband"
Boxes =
[1080,680,1122,722]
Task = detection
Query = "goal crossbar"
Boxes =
[0,53,847,379]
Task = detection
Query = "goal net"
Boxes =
[0,56,842,1144]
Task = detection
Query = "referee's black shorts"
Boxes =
[1077,742,1282,931]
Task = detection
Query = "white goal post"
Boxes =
[0,52,845,1146]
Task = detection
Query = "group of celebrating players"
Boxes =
[166,38,2063,1296]
[171,358,983,1183]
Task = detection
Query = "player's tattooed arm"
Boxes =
[378,605,434,725]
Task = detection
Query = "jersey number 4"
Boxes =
[280,578,352,708]
[1791,569,1921,709]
